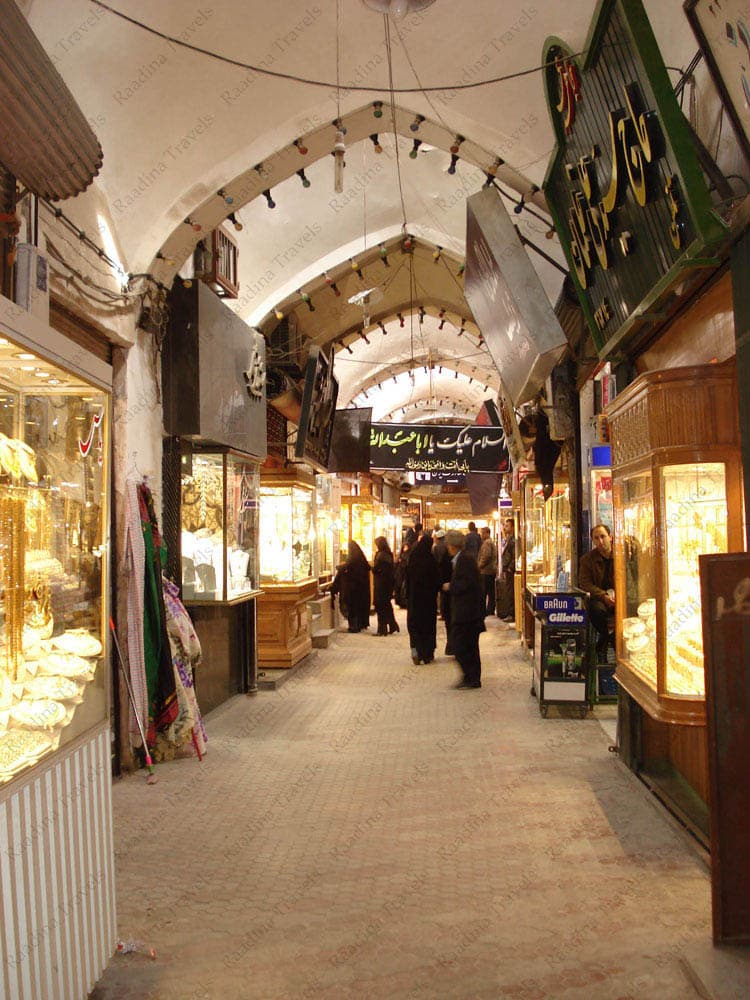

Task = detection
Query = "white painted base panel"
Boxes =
[0,725,116,1000]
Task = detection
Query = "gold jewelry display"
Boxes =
[24,676,82,702]
[1,495,27,682]
[0,730,53,778]
[10,698,67,730]
[37,652,95,680]
[51,630,102,658]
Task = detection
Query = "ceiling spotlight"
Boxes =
[513,195,525,215]
[432,246,442,263]
[350,258,364,280]
[397,312,405,327]
[332,117,347,135]
[218,188,234,205]
[296,168,311,188]
[372,101,384,119]
[447,153,460,175]
[298,290,315,312]
[370,133,383,154]
[184,217,201,232]
[545,227,556,240]
[226,212,243,232]
[274,308,284,321]
[410,114,425,132]
[293,138,309,155]
[450,134,465,155]
[324,273,341,296]
[379,243,390,266]
[378,321,387,334]
[410,139,422,159]
[156,251,176,266]
[263,189,276,208]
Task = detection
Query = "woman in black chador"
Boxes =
[372,536,400,636]
[405,533,441,664]
[341,540,371,633]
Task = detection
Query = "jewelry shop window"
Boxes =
[0,345,109,786]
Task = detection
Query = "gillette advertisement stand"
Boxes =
[527,587,589,717]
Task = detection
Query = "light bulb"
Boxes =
[333,130,346,194]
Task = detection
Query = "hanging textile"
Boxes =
[137,480,178,743]
[123,479,148,745]
[157,576,208,761]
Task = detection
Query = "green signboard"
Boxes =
[542,0,727,358]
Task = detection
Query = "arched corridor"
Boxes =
[90,616,739,1000]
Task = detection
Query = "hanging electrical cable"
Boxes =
[88,1,586,96]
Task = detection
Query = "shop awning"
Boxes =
[0,0,103,200]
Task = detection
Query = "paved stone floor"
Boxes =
[91,614,750,1000]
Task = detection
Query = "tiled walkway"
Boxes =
[91,614,750,1000]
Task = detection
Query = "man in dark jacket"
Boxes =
[443,530,485,688]
[464,521,481,559]
[579,523,615,658]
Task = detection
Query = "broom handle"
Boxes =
[109,617,151,756]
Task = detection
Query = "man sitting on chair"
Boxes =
[579,524,615,660]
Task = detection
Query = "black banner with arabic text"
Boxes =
[370,423,508,474]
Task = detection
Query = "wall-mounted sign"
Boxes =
[328,408,371,473]
[370,423,508,474]
[465,187,567,406]
[685,0,750,163]
[542,0,727,359]
[164,282,267,459]
[294,347,339,472]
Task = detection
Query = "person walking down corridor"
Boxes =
[373,536,399,635]
[341,540,372,633]
[464,521,481,559]
[477,526,497,617]
[443,530,485,688]
[406,533,440,664]
[498,517,517,623]
[433,529,454,653]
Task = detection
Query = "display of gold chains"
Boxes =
[0,494,26,682]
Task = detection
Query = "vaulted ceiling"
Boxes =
[20,0,705,420]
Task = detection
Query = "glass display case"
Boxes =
[314,474,339,580]
[340,496,387,560]
[609,363,743,727]
[259,483,314,583]
[0,346,109,787]
[521,478,571,588]
[180,448,260,603]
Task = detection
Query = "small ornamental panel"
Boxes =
[542,0,727,357]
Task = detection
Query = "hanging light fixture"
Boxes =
[362,0,437,17]
[333,129,346,193]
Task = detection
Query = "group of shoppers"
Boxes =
[332,521,506,690]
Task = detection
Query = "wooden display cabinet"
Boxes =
[257,469,317,668]
[608,362,742,812]
[519,476,571,648]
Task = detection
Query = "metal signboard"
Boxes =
[465,187,567,406]
[542,0,727,359]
